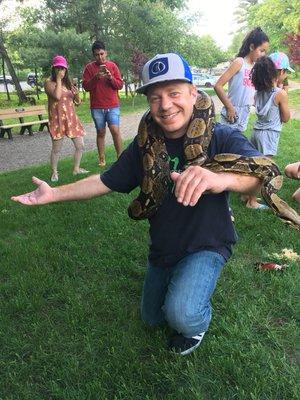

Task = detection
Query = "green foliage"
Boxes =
[108,0,189,75]
[287,89,300,108]
[8,27,91,78]
[4,0,225,85]
[232,0,300,56]
[43,0,107,39]
[234,0,259,28]
[153,0,186,10]
[246,0,300,51]
[227,31,246,58]
[141,0,186,10]
[182,34,227,69]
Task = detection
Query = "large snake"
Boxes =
[128,90,300,229]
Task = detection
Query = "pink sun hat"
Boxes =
[52,55,68,69]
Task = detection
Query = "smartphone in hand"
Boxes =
[99,64,107,76]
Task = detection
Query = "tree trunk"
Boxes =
[0,39,28,103]
[2,55,11,101]
[34,67,39,99]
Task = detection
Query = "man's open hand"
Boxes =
[11,176,55,206]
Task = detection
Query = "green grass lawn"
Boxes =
[0,103,300,399]
[288,89,300,108]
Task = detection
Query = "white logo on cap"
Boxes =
[151,61,166,75]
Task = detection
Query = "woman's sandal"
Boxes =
[247,203,269,210]
[73,168,90,175]
[50,172,59,182]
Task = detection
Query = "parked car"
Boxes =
[27,72,36,87]
[0,75,13,85]
[193,73,217,88]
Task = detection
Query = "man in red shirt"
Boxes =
[82,41,124,167]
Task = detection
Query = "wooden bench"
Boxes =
[0,105,49,139]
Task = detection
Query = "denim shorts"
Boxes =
[91,107,120,130]
[220,105,251,132]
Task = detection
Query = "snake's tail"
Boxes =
[261,188,300,230]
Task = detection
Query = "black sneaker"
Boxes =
[168,332,205,356]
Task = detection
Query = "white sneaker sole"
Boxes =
[179,332,206,356]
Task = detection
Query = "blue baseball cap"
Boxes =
[269,52,295,73]
[136,52,193,94]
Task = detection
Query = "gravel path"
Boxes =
[1,93,299,173]
[0,111,145,173]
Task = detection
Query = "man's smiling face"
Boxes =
[147,81,197,139]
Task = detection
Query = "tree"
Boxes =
[246,0,300,50]
[8,27,91,81]
[143,0,186,11]
[0,0,28,103]
[40,0,186,40]
[227,31,246,58]
[181,34,226,69]
[105,0,189,90]
[284,27,300,66]
[0,37,28,103]
[42,0,106,40]
[6,0,223,91]
[234,0,258,28]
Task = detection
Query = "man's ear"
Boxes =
[191,84,198,104]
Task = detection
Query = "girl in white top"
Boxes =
[214,27,269,132]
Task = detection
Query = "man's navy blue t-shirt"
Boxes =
[101,123,261,267]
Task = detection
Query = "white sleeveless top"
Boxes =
[227,58,255,107]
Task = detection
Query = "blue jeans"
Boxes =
[141,250,226,338]
[91,107,120,130]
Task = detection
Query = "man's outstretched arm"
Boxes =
[11,174,111,206]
